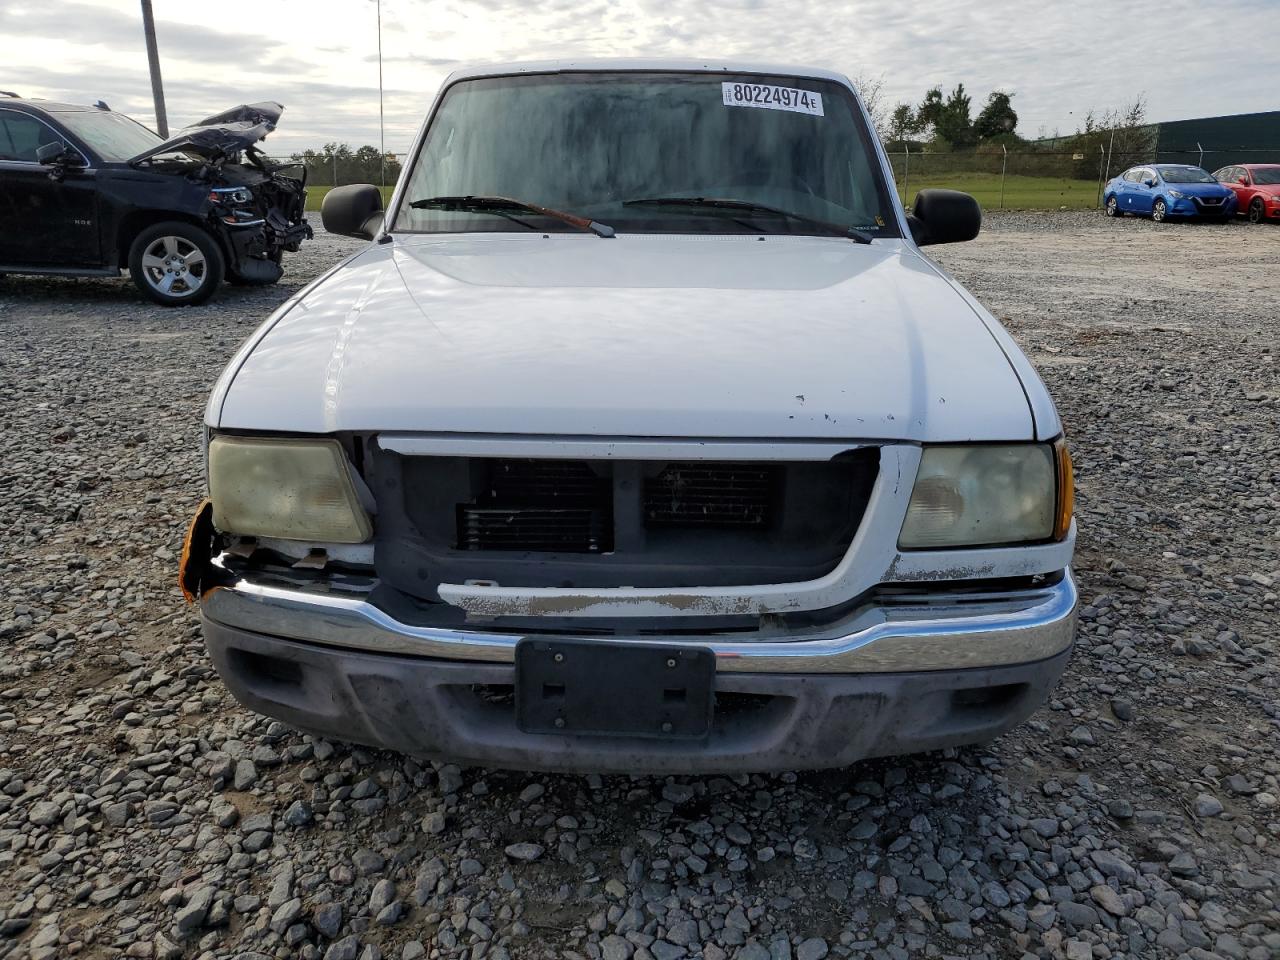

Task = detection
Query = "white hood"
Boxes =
[211,233,1037,442]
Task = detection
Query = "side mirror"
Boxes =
[37,142,82,166]
[1238,176,1249,185]
[321,184,384,240]
[37,142,67,165]
[906,189,981,246]
[1143,177,1157,187]
[36,142,84,182]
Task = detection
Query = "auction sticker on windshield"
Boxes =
[722,82,824,117]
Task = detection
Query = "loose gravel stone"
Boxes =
[324,936,361,960]
[0,218,1276,960]
[503,842,545,862]
[1194,792,1225,816]
[313,902,343,939]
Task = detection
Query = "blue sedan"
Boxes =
[1104,164,1238,222]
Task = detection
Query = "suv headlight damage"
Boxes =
[208,436,372,542]
[899,441,1072,549]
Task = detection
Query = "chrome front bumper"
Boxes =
[201,569,1078,674]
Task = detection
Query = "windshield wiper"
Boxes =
[622,196,873,244]
[407,195,615,237]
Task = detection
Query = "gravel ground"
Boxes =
[0,213,1276,960]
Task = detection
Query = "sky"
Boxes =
[3,0,1278,158]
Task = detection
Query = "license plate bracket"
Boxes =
[516,639,714,739]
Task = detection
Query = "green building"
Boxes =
[1155,110,1280,168]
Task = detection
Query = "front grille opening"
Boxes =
[643,464,779,528]
[387,448,879,594]
[457,459,612,553]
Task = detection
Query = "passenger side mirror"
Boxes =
[906,189,981,246]
[321,184,384,241]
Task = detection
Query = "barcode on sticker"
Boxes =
[722,82,824,117]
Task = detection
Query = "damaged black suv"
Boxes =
[0,97,311,305]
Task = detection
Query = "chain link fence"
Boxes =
[260,144,1277,213]
[259,154,404,188]
[258,154,403,210]
[887,146,1280,211]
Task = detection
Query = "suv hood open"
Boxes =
[212,234,1037,443]
[128,101,283,165]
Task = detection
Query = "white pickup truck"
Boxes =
[181,59,1077,773]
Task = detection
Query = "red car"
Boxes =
[1213,163,1280,223]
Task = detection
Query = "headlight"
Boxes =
[210,187,253,204]
[1167,190,1186,199]
[1271,195,1280,202]
[899,442,1071,549]
[208,436,372,543]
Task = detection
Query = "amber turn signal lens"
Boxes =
[1053,438,1074,541]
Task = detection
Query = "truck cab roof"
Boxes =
[443,57,857,87]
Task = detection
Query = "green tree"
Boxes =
[290,142,402,186]
[887,103,918,144]
[974,91,1018,139]
[915,87,944,137]
[934,83,974,147]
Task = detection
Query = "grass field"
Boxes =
[895,172,1102,211]
[304,176,1102,214]
[305,185,396,212]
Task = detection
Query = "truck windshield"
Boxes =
[394,72,898,238]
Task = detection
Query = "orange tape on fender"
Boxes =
[178,500,216,603]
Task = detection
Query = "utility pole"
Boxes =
[376,0,385,188]
[140,0,169,137]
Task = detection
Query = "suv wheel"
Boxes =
[128,222,224,306]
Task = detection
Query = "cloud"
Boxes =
[3,0,1278,153]
[1,0,289,64]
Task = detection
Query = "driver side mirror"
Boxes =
[906,189,981,246]
[36,141,85,181]
[321,184,384,240]
[36,141,69,165]
[1143,177,1157,187]
[1237,175,1249,185]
